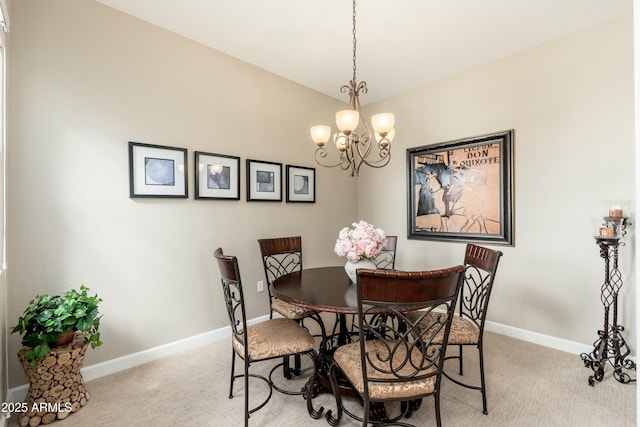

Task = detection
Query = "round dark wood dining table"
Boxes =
[272,266,359,314]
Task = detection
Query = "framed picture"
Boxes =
[128,141,188,198]
[407,130,514,245]
[286,165,315,203]
[194,151,240,200]
[246,159,282,202]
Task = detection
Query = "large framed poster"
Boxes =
[407,130,514,245]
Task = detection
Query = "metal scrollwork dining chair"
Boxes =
[316,266,465,427]
[349,235,398,336]
[258,236,326,378]
[409,243,502,415]
[214,248,319,427]
[372,235,397,270]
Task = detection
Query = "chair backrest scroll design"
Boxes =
[459,244,503,331]
[372,235,397,270]
[214,248,248,357]
[258,236,303,306]
[356,267,465,395]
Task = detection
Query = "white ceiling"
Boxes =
[95,0,632,104]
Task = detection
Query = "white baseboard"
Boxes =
[6,314,270,404]
[6,315,608,404]
[484,320,593,355]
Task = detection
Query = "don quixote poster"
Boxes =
[406,130,514,245]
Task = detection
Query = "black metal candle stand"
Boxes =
[580,219,636,386]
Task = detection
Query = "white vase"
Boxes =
[344,258,377,284]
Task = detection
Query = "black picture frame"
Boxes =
[194,151,240,200]
[246,159,282,202]
[128,141,188,198]
[407,130,514,245]
[286,165,316,203]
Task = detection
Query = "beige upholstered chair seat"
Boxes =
[446,315,480,344]
[333,339,436,400]
[233,318,315,361]
[272,297,315,320]
[408,311,480,345]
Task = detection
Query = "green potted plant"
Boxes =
[11,285,103,367]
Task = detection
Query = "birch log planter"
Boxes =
[17,333,90,426]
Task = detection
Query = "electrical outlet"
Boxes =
[257,280,264,292]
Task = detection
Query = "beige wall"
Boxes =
[360,15,635,348]
[3,0,635,389]
[5,0,356,387]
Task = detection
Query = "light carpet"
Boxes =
[8,331,636,426]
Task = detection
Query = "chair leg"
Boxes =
[434,392,442,427]
[244,358,250,427]
[478,343,488,415]
[443,343,489,416]
[283,356,293,379]
[361,396,370,427]
[282,318,305,379]
[280,313,326,385]
[229,349,236,398]
[282,354,302,379]
[282,318,310,379]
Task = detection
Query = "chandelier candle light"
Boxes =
[334,220,387,283]
[310,0,395,177]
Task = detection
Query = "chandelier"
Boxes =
[310,0,395,177]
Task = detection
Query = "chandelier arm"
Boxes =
[314,147,349,169]
[359,149,391,169]
[340,83,351,97]
[353,133,373,162]
[344,159,356,177]
[339,155,354,173]
[344,136,357,166]
[354,134,391,169]
[339,136,359,176]
[314,146,359,176]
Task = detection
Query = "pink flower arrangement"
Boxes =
[334,220,387,263]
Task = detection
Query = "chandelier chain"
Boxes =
[352,0,357,84]
[310,0,393,177]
